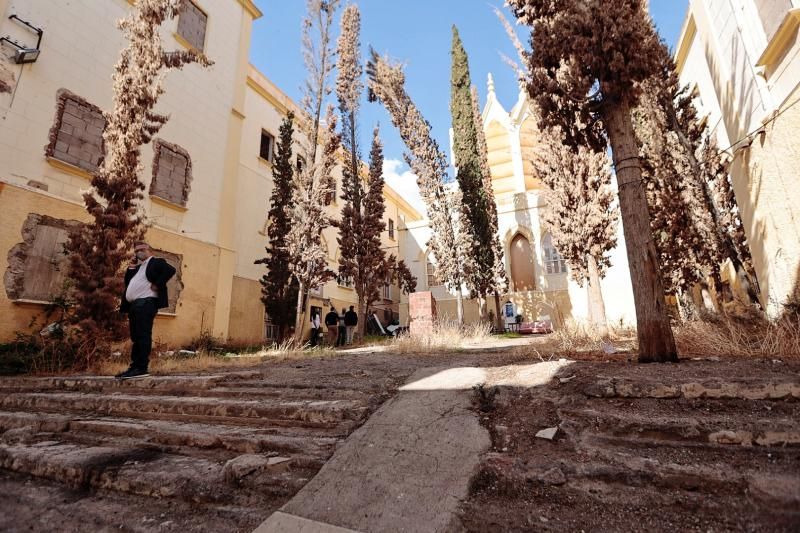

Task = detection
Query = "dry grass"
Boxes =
[388,321,494,355]
[675,314,800,359]
[549,320,637,353]
[91,352,266,376]
[88,339,339,376]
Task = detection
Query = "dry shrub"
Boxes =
[389,320,493,355]
[675,313,800,359]
[550,319,637,353]
[89,338,340,376]
[91,351,265,376]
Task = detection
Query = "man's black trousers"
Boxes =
[128,297,158,371]
[337,326,346,346]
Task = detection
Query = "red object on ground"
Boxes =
[518,321,553,335]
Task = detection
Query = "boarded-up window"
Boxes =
[754,0,792,42]
[177,0,207,51]
[4,214,80,302]
[152,249,184,314]
[150,139,192,207]
[45,89,106,173]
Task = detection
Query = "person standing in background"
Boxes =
[344,306,358,345]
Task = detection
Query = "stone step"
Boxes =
[583,378,800,401]
[558,407,800,447]
[476,453,799,531]
[235,379,388,392]
[480,451,797,508]
[0,377,379,402]
[0,411,338,459]
[0,469,274,533]
[0,440,307,505]
[0,392,368,429]
[0,372,261,394]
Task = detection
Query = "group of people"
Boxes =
[310,306,358,347]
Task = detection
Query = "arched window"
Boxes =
[426,257,441,288]
[542,234,567,275]
[509,233,536,291]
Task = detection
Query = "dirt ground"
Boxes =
[458,356,800,533]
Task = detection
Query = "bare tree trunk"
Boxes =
[586,255,609,338]
[293,282,306,345]
[602,93,677,363]
[677,290,696,321]
[357,299,367,343]
[456,287,464,325]
[494,290,503,332]
[477,295,488,323]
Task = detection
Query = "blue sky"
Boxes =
[250,0,689,213]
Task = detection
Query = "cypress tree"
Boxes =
[255,113,298,340]
[335,5,416,338]
[367,49,470,323]
[536,126,619,335]
[471,85,508,329]
[509,0,678,362]
[633,42,759,313]
[287,0,341,343]
[450,27,497,320]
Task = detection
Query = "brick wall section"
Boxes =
[45,89,106,173]
[177,0,208,51]
[409,291,437,336]
[150,138,192,207]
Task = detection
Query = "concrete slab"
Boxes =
[253,511,359,533]
[254,361,573,533]
[256,367,491,533]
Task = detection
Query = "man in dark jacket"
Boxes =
[344,306,358,345]
[324,307,339,346]
[117,241,176,379]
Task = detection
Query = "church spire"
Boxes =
[487,72,496,98]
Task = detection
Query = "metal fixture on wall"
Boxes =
[1,14,43,64]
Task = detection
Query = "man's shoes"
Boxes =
[115,367,150,380]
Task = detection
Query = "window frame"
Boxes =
[382,282,391,301]
[542,235,568,275]
[325,178,337,205]
[426,258,441,288]
[259,129,275,163]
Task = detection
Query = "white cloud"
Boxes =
[383,158,427,217]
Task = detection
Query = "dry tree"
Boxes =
[65,0,211,350]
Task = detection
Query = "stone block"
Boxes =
[409,291,437,336]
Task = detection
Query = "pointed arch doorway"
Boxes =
[509,233,536,291]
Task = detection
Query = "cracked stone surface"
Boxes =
[261,366,494,533]
[461,359,800,532]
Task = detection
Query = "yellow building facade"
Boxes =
[675,0,800,317]
[0,0,421,346]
